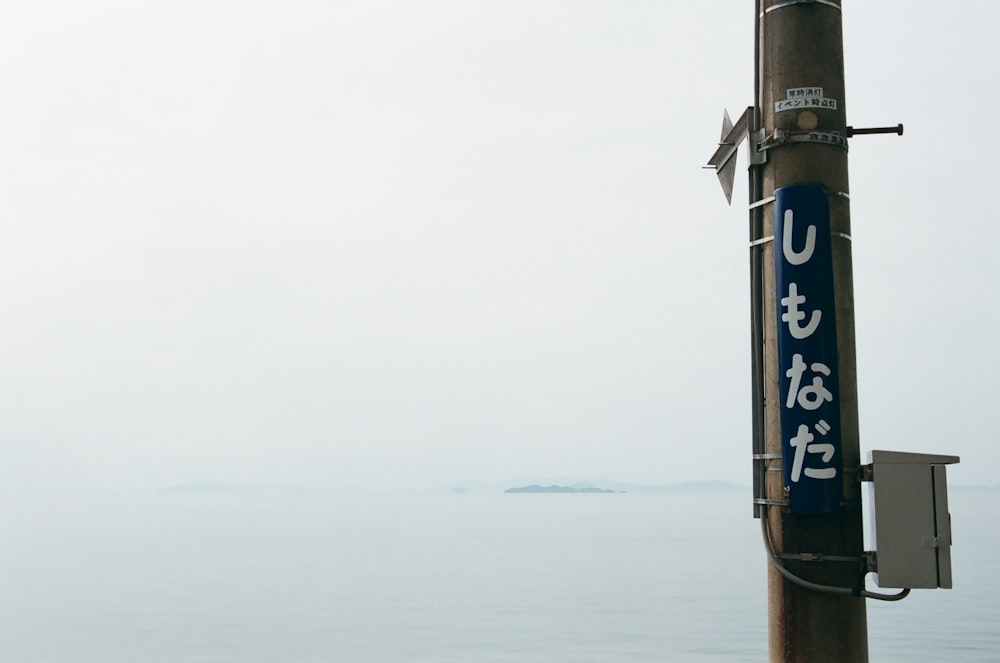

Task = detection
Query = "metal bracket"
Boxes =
[863,550,878,574]
[749,129,768,165]
[779,552,867,564]
[757,128,849,153]
[705,108,766,204]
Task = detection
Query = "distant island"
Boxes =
[504,484,619,494]
[449,479,748,494]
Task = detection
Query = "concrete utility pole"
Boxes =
[709,3,958,661]
[757,1,868,660]
[703,0,880,659]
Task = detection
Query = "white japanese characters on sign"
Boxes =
[774,184,842,513]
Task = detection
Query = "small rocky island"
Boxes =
[504,484,619,494]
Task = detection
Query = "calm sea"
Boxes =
[2,488,996,661]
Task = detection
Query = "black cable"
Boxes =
[760,508,910,602]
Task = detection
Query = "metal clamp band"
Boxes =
[748,195,776,210]
[751,231,847,247]
[748,190,849,245]
[753,453,783,472]
[753,497,789,507]
[758,129,849,153]
[779,552,865,564]
[750,191,846,209]
[762,0,841,15]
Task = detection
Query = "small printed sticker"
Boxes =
[775,87,838,113]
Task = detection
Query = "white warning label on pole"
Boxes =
[775,87,838,113]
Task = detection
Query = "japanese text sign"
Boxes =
[774,184,843,513]
[775,87,838,113]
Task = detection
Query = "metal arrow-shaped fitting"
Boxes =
[704,106,753,204]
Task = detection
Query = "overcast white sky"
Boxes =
[0,1,996,493]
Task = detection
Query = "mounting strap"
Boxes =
[762,0,841,15]
[779,552,866,564]
[758,129,849,153]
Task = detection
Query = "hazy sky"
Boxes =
[1,1,996,493]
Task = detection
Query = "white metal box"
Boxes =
[867,450,959,589]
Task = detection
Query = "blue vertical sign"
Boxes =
[774,184,842,513]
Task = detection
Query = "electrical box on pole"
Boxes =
[863,451,960,589]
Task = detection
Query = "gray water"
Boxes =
[2,489,996,661]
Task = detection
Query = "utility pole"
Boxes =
[757,1,869,660]
[708,3,960,661]
[757,2,870,660]
[708,1,869,660]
